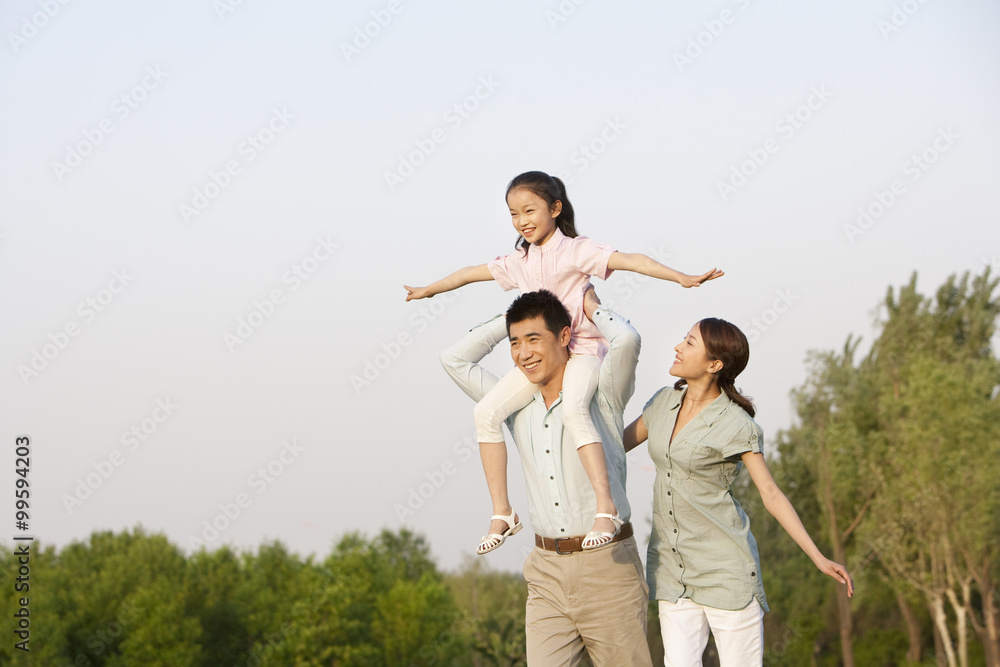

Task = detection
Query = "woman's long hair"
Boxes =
[506,171,577,254]
[674,317,756,417]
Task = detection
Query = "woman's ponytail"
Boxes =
[678,318,756,417]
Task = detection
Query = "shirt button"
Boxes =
[673,529,677,533]
[554,502,559,507]
[549,476,554,480]
[560,528,566,533]
[751,571,756,577]
[679,564,683,568]
[545,450,550,454]
[668,511,673,515]
[671,548,676,552]
[667,473,671,477]
[667,491,671,496]
[544,424,549,428]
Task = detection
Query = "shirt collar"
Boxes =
[669,386,732,427]
[536,228,566,254]
[532,390,562,413]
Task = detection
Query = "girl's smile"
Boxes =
[507,187,562,247]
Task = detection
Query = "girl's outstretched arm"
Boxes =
[607,252,724,288]
[742,451,855,597]
[404,264,494,301]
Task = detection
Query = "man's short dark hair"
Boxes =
[506,289,572,339]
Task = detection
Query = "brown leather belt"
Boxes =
[535,521,633,554]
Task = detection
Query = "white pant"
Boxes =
[658,598,764,667]
[473,354,602,449]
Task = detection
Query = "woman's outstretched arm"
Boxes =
[404,264,493,301]
[742,451,855,597]
[607,252,723,288]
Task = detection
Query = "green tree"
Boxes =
[860,271,1000,667]
[447,557,528,666]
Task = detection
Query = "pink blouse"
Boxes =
[487,229,615,358]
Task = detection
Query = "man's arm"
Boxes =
[439,314,508,403]
[589,298,641,415]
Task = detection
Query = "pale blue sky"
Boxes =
[2,0,998,573]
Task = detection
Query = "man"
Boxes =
[441,289,652,666]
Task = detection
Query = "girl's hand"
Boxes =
[815,557,855,598]
[404,285,433,301]
[678,268,725,288]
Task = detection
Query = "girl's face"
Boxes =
[670,323,719,381]
[507,188,561,246]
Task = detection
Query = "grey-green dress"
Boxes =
[643,386,769,612]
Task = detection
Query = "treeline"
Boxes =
[2,269,997,666]
[1,528,532,666]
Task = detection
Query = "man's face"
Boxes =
[508,315,570,387]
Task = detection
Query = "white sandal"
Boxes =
[476,509,522,555]
[582,513,623,550]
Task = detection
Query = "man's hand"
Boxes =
[583,285,602,322]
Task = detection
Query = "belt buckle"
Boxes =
[554,538,573,555]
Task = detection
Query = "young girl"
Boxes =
[404,170,722,555]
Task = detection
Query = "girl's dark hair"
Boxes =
[505,171,578,254]
[674,317,756,417]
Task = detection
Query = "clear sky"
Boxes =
[2,0,998,574]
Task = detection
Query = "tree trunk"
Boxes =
[819,434,855,667]
[972,589,1000,667]
[929,594,958,667]
[896,591,922,663]
[945,587,968,667]
[965,553,1000,667]
[933,613,947,667]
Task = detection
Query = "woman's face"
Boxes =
[670,323,717,381]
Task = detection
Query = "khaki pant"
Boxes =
[524,535,653,666]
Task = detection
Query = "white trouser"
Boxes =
[658,597,764,667]
[473,354,602,449]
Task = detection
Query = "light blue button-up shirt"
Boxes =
[440,308,640,539]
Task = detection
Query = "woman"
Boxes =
[624,318,853,666]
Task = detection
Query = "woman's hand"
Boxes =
[814,557,855,598]
[404,285,433,301]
